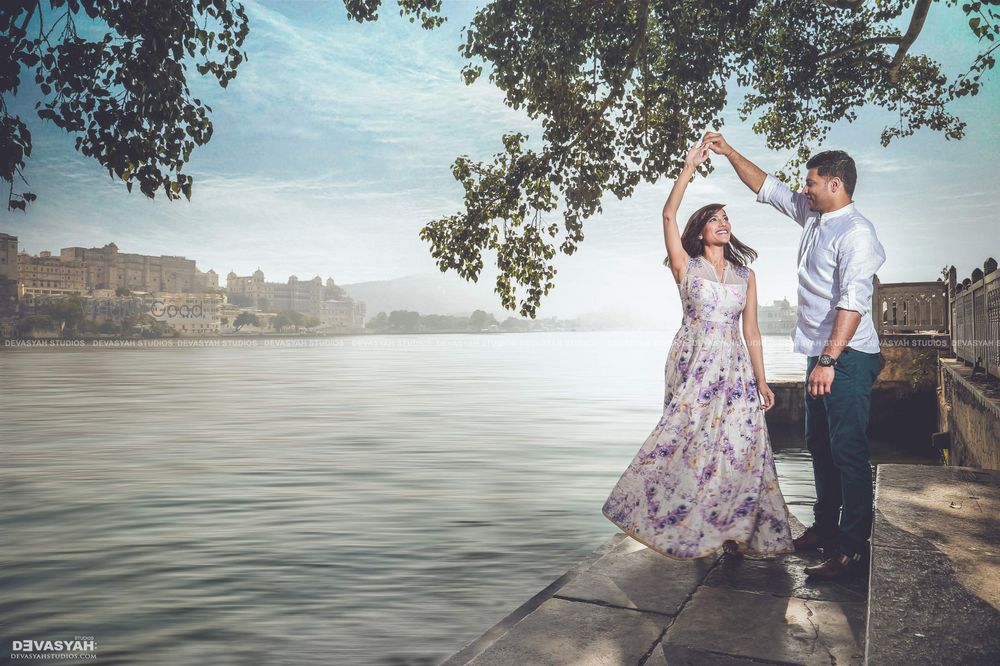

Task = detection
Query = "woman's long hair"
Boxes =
[663,203,758,269]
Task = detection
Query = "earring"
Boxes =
[698,236,702,239]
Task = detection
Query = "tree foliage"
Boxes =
[407,0,996,317]
[232,310,258,331]
[1,0,250,210]
[271,312,291,331]
[2,0,997,318]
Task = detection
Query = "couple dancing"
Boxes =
[602,132,886,581]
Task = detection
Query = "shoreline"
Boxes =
[0,327,711,345]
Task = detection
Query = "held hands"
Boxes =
[683,142,711,169]
[758,382,775,411]
[701,131,732,157]
[682,131,733,170]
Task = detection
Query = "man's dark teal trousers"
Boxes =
[804,346,884,558]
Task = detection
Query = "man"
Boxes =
[702,132,886,581]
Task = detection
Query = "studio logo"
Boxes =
[10,637,97,661]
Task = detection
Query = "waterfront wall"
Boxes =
[766,345,938,450]
[936,255,1000,470]
[937,358,1000,470]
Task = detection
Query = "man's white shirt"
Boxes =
[755,173,886,357]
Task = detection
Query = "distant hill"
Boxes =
[339,272,505,320]
[339,270,663,329]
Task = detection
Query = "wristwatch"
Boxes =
[818,354,836,367]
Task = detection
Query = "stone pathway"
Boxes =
[866,464,1000,664]
[444,517,868,665]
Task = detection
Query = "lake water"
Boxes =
[1,331,935,665]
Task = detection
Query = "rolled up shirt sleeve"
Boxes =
[835,228,886,317]
[756,174,810,227]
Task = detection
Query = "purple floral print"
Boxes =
[602,254,795,559]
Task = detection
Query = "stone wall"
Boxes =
[938,358,1000,470]
[764,346,940,452]
[877,344,939,388]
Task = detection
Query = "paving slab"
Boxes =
[866,464,1000,665]
[867,544,1000,665]
[644,642,788,665]
[465,597,670,666]
[872,464,1000,557]
[703,551,867,603]
[555,542,718,615]
[663,586,866,666]
[445,512,870,665]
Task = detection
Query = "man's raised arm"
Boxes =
[702,132,766,194]
[702,132,809,228]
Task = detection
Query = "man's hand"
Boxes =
[701,132,733,157]
[807,364,835,398]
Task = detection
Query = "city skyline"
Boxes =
[2,0,997,328]
[4,229,805,324]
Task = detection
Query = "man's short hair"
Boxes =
[806,150,857,197]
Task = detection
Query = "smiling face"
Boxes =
[802,151,857,214]
[803,168,843,213]
[702,207,731,247]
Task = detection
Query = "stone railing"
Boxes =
[947,257,999,381]
[872,276,949,335]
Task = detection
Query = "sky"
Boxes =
[2,0,998,324]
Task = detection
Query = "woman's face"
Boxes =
[701,208,731,247]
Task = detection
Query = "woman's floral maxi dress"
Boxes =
[602,254,795,560]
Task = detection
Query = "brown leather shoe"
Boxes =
[804,553,859,580]
[793,526,836,552]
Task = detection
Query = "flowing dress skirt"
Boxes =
[602,316,795,560]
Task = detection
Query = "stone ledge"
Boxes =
[939,358,1000,469]
[445,516,878,666]
[940,358,1000,421]
[464,597,671,665]
[440,533,634,666]
[865,464,1000,665]
[663,586,865,666]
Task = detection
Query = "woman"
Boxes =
[601,142,794,560]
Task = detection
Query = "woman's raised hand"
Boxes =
[684,142,711,169]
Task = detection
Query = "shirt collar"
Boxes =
[816,201,855,221]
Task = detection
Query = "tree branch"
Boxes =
[819,0,865,9]
[887,0,932,82]
[565,0,650,153]
[819,0,932,85]
[19,1,39,33]
[818,36,901,61]
[949,39,1000,96]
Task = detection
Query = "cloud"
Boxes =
[853,153,916,174]
[211,0,539,167]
